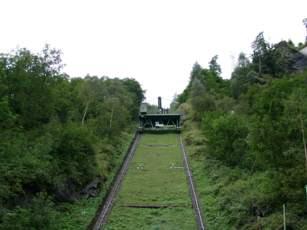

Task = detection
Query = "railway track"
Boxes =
[179,135,206,230]
[89,133,205,230]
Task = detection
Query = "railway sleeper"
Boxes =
[143,144,176,147]
[120,204,192,209]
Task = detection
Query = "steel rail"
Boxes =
[179,135,206,230]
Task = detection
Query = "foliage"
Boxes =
[177,33,307,228]
[51,124,98,195]
[202,113,249,167]
[0,47,144,228]
[1,193,59,230]
[209,55,222,76]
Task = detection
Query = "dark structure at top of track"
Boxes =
[138,97,181,133]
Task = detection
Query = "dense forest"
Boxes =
[177,33,307,229]
[0,46,144,229]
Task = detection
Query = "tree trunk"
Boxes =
[259,56,262,77]
[299,114,307,170]
[82,101,89,126]
[109,106,114,129]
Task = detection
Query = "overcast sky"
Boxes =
[1,0,307,106]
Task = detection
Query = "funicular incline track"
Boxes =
[89,133,205,230]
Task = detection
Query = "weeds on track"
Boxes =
[105,134,196,229]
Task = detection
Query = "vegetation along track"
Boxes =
[90,133,205,230]
[89,133,141,230]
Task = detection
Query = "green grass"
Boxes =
[105,134,196,229]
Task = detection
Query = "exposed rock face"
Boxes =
[54,180,79,202]
[275,42,307,72]
[300,47,307,56]
[54,177,101,202]
[80,177,101,199]
[293,47,307,71]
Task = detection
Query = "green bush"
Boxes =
[1,193,59,230]
[202,113,249,167]
[51,124,98,194]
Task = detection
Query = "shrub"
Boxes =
[202,113,249,167]
[1,193,59,230]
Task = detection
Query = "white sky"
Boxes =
[1,0,307,106]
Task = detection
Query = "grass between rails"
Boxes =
[56,131,135,230]
[105,134,196,230]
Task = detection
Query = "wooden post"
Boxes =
[299,114,307,170]
[109,106,114,129]
[283,204,286,230]
[81,101,89,125]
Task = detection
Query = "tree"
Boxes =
[284,87,307,170]
[203,113,248,167]
[209,55,221,76]
[252,32,272,76]
[122,78,145,117]
[1,47,63,129]
[237,53,250,68]
[78,79,96,125]
[190,78,215,120]
[231,53,253,99]
[191,62,202,81]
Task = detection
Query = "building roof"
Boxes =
[143,113,180,116]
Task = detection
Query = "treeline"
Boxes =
[178,34,307,228]
[0,46,144,229]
